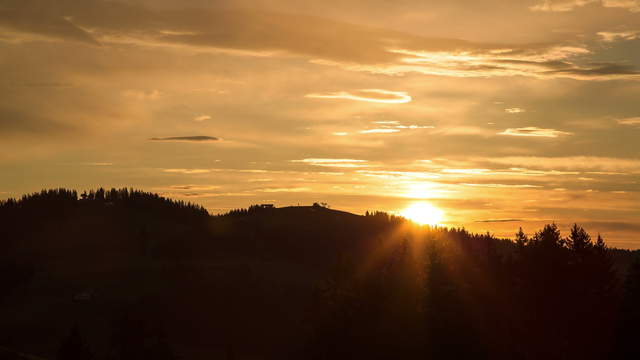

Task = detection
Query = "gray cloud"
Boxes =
[544,62,640,78]
[149,136,219,142]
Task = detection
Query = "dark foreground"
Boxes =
[1,188,639,360]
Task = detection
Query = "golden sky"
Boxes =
[1,0,639,247]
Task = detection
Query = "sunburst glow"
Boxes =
[400,202,444,226]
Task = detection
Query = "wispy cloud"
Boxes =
[81,162,113,166]
[149,136,219,142]
[163,184,221,190]
[306,89,411,104]
[463,183,543,188]
[498,127,573,138]
[617,117,640,126]
[291,159,369,168]
[193,115,211,122]
[162,168,212,174]
[359,128,401,134]
[3,2,638,80]
[259,187,311,193]
[432,126,493,136]
[505,107,526,114]
[483,156,640,172]
[122,89,162,100]
[603,0,640,12]
[530,0,598,12]
[531,0,640,12]
[598,30,640,42]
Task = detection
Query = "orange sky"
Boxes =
[1,0,639,247]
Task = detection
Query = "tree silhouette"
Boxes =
[614,255,640,359]
[57,325,92,360]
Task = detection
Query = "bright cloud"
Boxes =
[162,169,212,174]
[617,117,640,126]
[291,159,369,168]
[193,115,212,122]
[359,128,401,134]
[531,0,640,12]
[305,89,412,104]
[530,0,598,12]
[483,156,640,172]
[498,127,573,138]
[598,31,640,42]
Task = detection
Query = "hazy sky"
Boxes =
[1,0,639,247]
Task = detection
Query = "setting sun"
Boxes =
[401,202,444,226]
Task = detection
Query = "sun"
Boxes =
[401,202,444,226]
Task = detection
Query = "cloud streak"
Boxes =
[149,136,219,142]
[498,127,573,138]
[617,117,640,126]
[531,0,640,12]
[598,30,640,42]
[291,159,369,168]
[306,89,412,104]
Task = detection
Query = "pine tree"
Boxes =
[515,227,528,248]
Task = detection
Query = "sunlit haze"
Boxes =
[1,0,639,247]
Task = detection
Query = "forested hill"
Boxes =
[0,188,639,360]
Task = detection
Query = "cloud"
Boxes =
[530,0,598,12]
[149,136,219,142]
[617,117,640,126]
[597,30,640,42]
[602,0,640,12]
[122,89,162,100]
[463,183,543,188]
[431,126,493,136]
[193,115,211,122]
[5,1,636,80]
[163,185,221,190]
[291,159,369,168]
[161,191,254,198]
[82,162,112,166]
[530,0,640,12]
[505,107,526,113]
[306,89,412,104]
[162,168,212,174]
[259,187,311,193]
[542,62,640,79]
[483,156,640,172]
[354,122,434,135]
[498,127,573,138]
[359,128,401,134]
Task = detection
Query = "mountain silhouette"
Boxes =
[0,188,638,360]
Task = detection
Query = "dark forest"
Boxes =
[1,188,639,360]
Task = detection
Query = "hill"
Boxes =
[0,188,639,360]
